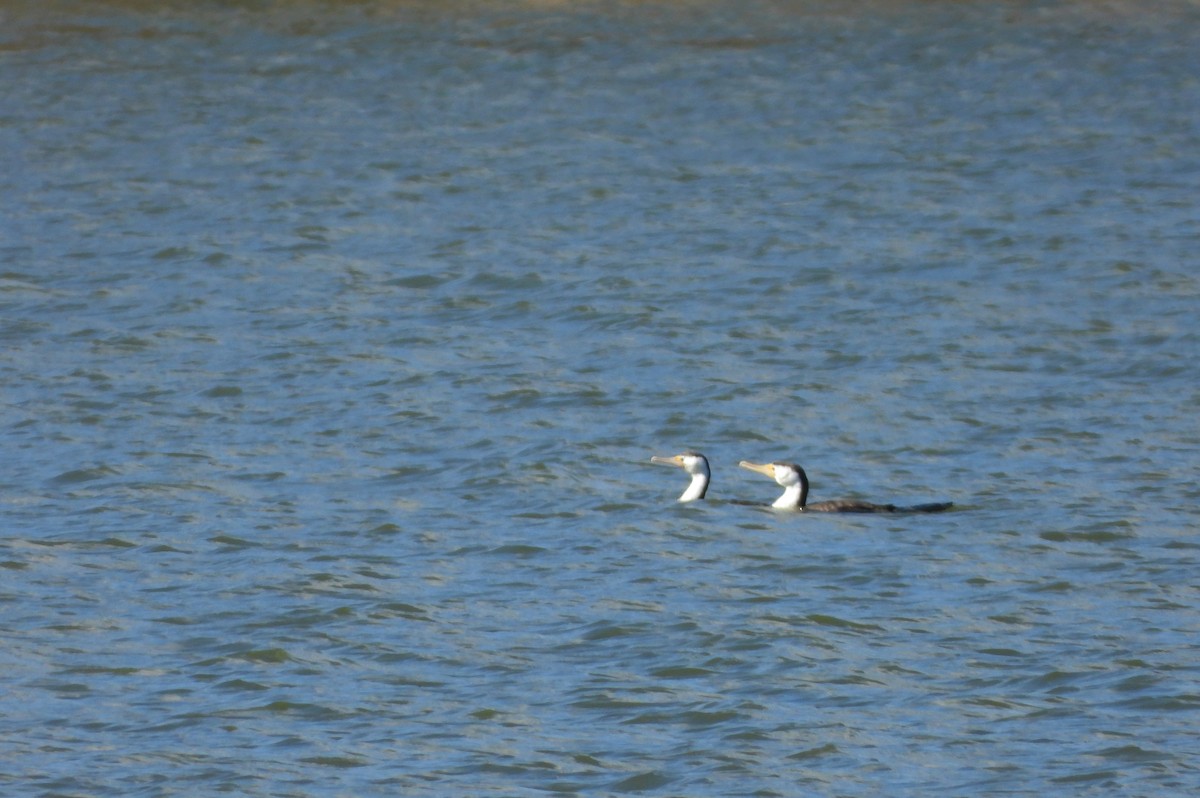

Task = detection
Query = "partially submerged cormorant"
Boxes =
[650,451,711,503]
[738,460,952,513]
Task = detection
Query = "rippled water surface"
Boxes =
[3,1,1199,795]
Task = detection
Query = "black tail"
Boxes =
[897,502,953,513]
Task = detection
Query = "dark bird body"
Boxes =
[739,461,952,513]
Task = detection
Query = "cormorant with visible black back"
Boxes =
[738,460,952,513]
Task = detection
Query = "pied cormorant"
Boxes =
[650,451,711,503]
[738,460,952,513]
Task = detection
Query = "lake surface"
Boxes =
[2,1,1199,795]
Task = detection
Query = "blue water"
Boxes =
[2,1,1199,795]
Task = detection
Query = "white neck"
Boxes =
[772,483,804,509]
[679,472,708,502]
